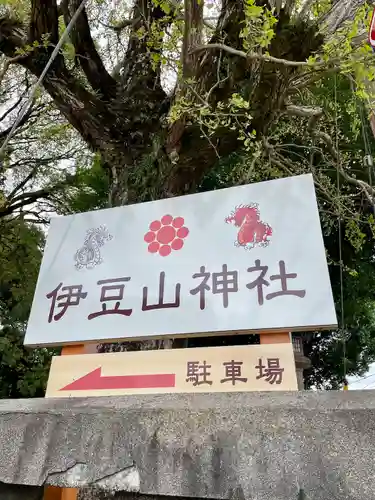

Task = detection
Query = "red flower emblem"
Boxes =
[144,215,189,256]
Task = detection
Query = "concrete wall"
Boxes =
[0,391,374,500]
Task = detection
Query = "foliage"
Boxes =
[0,57,87,221]
[0,218,55,398]
[305,252,375,389]
[0,0,372,202]
[0,218,43,322]
[65,78,375,388]
[197,70,375,388]
[241,0,278,50]
[0,325,53,398]
[0,0,374,390]
[56,153,108,214]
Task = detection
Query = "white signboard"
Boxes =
[25,174,337,347]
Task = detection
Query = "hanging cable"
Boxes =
[349,372,375,384]
[333,74,347,390]
[342,76,375,391]
[0,0,89,161]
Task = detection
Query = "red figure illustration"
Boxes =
[225,204,272,250]
[144,215,189,256]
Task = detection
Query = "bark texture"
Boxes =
[0,0,364,207]
[0,0,369,355]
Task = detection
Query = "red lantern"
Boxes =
[369,6,375,48]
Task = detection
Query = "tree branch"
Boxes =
[192,43,315,67]
[0,89,27,123]
[0,13,125,150]
[263,138,294,176]
[0,103,37,144]
[8,149,76,170]
[105,15,217,33]
[0,54,28,86]
[101,18,140,31]
[286,103,375,206]
[1,175,78,218]
[61,0,117,98]
[286,104,323,118]
[21,210,51,224]
[7,168,37,201]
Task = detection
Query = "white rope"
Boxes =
[0,0,89,159]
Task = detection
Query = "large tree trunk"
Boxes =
[0,0,337,202]
[0,0,368,351]
[0,0,365,201]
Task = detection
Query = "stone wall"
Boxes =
[0,391,374,500]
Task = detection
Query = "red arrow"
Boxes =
[60,367,176,391]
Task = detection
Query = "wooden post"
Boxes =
[44,486,79,500]
[259,332,291,345]
[259,331,306,389]
[43,344,85,500]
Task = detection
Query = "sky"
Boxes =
[348,363,375,389]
